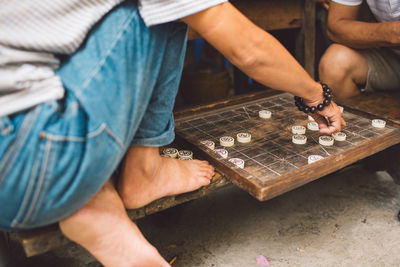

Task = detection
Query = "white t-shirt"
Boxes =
[332,0,400,23]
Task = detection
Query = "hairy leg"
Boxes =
[59,180,170,267]
[118,146,215,209]
[319,43,369,100]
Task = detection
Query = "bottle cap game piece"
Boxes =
[220,136,235,147]
[332,132,346,141]
[215,148,228,159]
[307,121,319,131]
[259,110,272,119]
[371,119,386,128]
[338,106,344,113]
[308,155,324,164]
[178,150,193,159]
[179,156,193,160]
[319,135,334,146]
[228,158,245,169]
[237,133,251,143]
[162,148,178,158]
[292,125,306,135]
[200,140,215,150]
[308,115,315,121]
[292,134,307,145]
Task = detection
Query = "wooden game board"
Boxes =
[175,93,400,201]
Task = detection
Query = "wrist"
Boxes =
[294,82,333,114]
[302,82,325,106]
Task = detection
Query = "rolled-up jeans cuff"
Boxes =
[130,123,175,147]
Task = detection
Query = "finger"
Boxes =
[322,116,342,134]
[313,115,329,131]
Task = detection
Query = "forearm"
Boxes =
[233,30,322,101]
[183,2,322,102]
[328,20,400,48]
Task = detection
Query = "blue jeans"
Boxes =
[0,1,187,231]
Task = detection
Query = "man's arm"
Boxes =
[183,3,322,103]
[182,2,345,133]
[327,1,400,48]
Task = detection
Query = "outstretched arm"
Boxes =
[182,2,345,133]
[327,1,400,48]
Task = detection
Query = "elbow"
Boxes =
[232,51,259,71]
[229,35,263,71]
[326,27,340,43]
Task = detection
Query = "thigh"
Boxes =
[361,48,400,92]
[0,93,123,231]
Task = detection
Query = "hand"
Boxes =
[304,99,346,134]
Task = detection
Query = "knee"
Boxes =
[319,44,354,83]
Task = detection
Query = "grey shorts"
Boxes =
[361,47,400,92]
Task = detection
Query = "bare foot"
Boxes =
[119,146,215,209]
[60,181,170,267]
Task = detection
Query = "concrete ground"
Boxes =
[6,164,400,267]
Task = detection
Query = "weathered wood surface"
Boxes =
[231,0,302,31]
[338,92,400,183]
[175,93,400,201]
[175,90,281,119]
[337,92,400,122]
[16,172,230,257]
[303,0,316,78]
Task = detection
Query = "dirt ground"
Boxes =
[5,163,400,267]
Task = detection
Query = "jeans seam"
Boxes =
[0,108,39,186]
[80,10,138,93]
[104,126,124,149]
[42,123,107,142]
[42,123,124,149]
[19,139,52,226]
[11,139,46,227]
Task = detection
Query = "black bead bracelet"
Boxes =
[294,82,332,114]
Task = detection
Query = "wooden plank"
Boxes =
[303,0,316,78]
[231,0,302,31]
[17,173,230,257]
[175,89,281,119]
[175,93,400,201]
[337,92,400,122]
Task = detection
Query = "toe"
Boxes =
[200,166,214,177]
[200,170,214,180]
[200,177,211,186]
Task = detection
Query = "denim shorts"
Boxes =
[0,1,187,231]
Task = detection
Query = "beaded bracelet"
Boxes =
[294,82,333,114]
